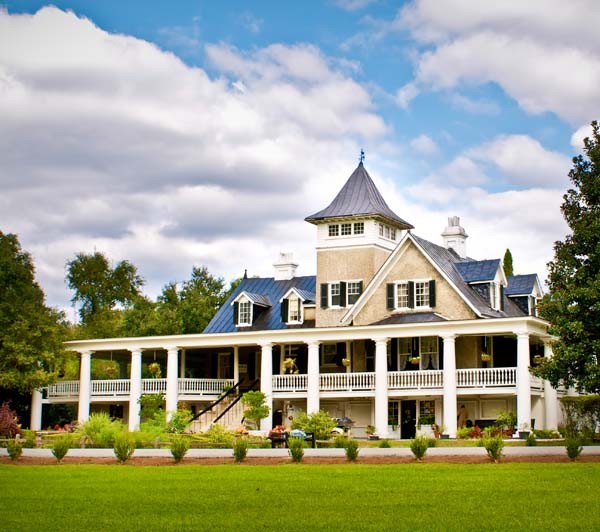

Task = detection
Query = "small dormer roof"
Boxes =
[231,291,271,307]
[305,162,413,229]
[280,287,315,303]
[455,260,501,283]
[506,274,541,296]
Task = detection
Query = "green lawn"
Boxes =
[1,463,598,531]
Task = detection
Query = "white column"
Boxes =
[442,335,457,438]
[516,333,532,431]
[374,338,389,438]
[543,341,558,430]
[166,347,179,420]
[129,348,143,431]
[233,346,240,384]
[260,343,273,431]
[78,350,92,423]
[179,349,186,379]
[30,389,43,430]
[306,341,320,414]
[346,341,352,373]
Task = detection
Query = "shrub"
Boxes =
[138,394,165,422]
[291,410,337,440]
[333,434,349,448]
[426,437,437,448]
[170,434,190,463]
[456,427,471,439]
[525,433,537,447]
[6,439,23,461]
[287,437,305,463]
[482,435,504,463]
[232,437,248,463]
[378,439,391,448]
[21,430,36,448]
[0,402,22,438]
[410,436,429,461]
[113,432,135,463]
[77,412,124,448]
[52,434,72,463]
[241,391,270,430]
[344,439,359,462]
[560,395,600,440]
[495,410,517,431]
[565,436,583,461]
[166,408,192,434]
[533,429,561,439]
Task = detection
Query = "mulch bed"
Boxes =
[2,455,599,466]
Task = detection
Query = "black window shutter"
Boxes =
[233,302,239,326]
[438,337,444,369]
[340,281,347,307]
[390,338,398,371]
[358,280,363,295]
[412,337,419,356]
[500,285,505,311]
[320,283,328,308]
[280,299,289,323]
[408,281,415,308]
[386,283,395,310]
[429,279,436,307]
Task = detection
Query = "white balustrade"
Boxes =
[456,368,516,388]
[91,379,131,396]
[47,380,80,398]
[320,372,375,391]
[388,370,443,390]
[142,378,167,394]
[272,374,308,392]
[529,376,544,391]
[178,378,234,395]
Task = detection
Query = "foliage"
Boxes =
[456,427,472,439]
[482,435,504,463]
[21,429,36,448]
[418,414,435,426]
[565,436,584,461]
[533,429,561,439]
[344,438,360,462]
[0,402,22,438]
[76,412,125,448]
[495,411,517,430]
[90,359,120,380]
[66,251,144,326]
[333,434,349,448]
[503,249,514,277]
[113,432,136,463]
[6,439,23,461]
[138,394,165,422]
[536,121,600,392]
[232,437,248,463]
[287,437,305,463]
[559,395,600,440]
[409,436,429,461]
[52,434,72,463]
[365,424,375,435]
[166,408,192,434]
[378,439,391,448]
[291,410,336,440]
[201,424,236,447]
[525,433,537,447]
[0,231,66,392]
[241,391,270,429]
[170,434,190,463]
[426,437,437,448]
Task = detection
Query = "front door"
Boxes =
[401,400,417,439]
[218,352,233,379]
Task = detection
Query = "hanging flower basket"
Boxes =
[342,358,351,367]
[480,353,491,362]
[409,356,421,366]
[148,362,162,378]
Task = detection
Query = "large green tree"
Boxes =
[0,231,66,392]
[66,251,144,336]
[537,120,600,392]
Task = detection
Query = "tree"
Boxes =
[241,391,270,429]
[503,249,514,276]
[0,231,66,392]
[66,251,144,337]
[536,120,600,393]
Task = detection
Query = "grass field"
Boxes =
[1,463,599,531]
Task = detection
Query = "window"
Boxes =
[396,282,409,308]
[354,222,364,234]
[397,337,439,371]
[347,281,362,305]
[328,224,339,237]
[385,226,390,239]
[415,281,430,308]
[341,223,352,236]
[238,300,251,326]
[321,344,338,366]
[288,295,301,322]
[379,222,397,241]
[379,223,384,237]
[330,283,341,306]
[390,228,397,240]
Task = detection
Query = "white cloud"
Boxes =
[571,123,594,151]
[448,93,500,115]
[333,0,377,12]
[409,134,439,156]
[395,82,419,109]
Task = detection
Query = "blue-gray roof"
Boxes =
[305,162,413,229]
[293,288,315,303]
[506,274,538,296]
[455,260,500,282]
[237,292,271,307]
[204,276,316,333]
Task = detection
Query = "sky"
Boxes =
[1,1,598,320]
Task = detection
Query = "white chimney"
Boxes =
[273,252,298,280]
[441,216,468,258]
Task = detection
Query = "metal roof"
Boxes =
[371,312,447,325]
[455,259,501,282]
[506,274,538,296]
[204,276,316,333]
[305,162,413,229]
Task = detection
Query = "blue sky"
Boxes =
[1,1,598,316]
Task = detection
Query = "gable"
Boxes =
[352,239,477,325]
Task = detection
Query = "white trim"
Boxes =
[279,287,310,303]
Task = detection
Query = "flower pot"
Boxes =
[440,434,450,440]
[342,358,351,367]
[480,354,491,362]
[409,357,420,366]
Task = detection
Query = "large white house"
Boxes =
[32,162,560,438]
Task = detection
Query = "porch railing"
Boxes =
[47,380,80,398]
[388,370,443,390]
[272,374,308,392]
[91,379,130,396]
[178,378,234,395]
[320,372,375,391]
[456,368,516,387]
[142,378,167,394]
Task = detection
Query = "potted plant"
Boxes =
[341,358,351,367]
[417,414,435,437]
[480,352,491,362]
[283,357,297,373]
[148,362,161,378]
[365,425,378,440]
[409,356,421,366]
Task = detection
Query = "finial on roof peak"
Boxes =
[243,269,248,279]
[359,149,365,164]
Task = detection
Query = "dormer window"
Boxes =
[232,291,271,327]
[280,287,314,325]
[288,295,301,323]
[236,297,252,326]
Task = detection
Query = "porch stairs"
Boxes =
[187,379,259,433]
